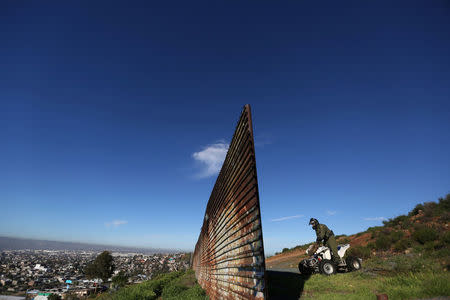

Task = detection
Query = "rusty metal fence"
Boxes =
[192,105,267,300]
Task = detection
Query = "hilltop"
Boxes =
[266,194,450,299]
[268,193,449,267]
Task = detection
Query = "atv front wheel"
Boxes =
[346,256,361,271]
[298,261,312,275]
[319,259,336,275]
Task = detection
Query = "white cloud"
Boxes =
[271,214,304,222]
[326,210,337,216]
[105,220,128,228]
[363,217,386,221]
[192,142,229,178]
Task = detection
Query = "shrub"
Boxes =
[442,231,450,245]
[389,230,405,243]
[422,202,438,221]
[338,237,350,244]
[367,226,382,234]
[440,212,450,222]
[389,254,430,273]
[408,194,450,219]
[102,270,207,300]
[282,248,290,253]
[423,241,436,252]
[375,235,391,250]
[409,203,424,216]
[438,194,450,211]
[348,246,371,259]
[412,226,438,244]
[393,239,410,252]
[383,215,409,227]
[399,218,412,229]
[162,283,188,298]
[366,242,376,250]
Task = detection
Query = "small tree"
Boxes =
[111,271,128,289]
[84,251,115,282]
[48,294,62,300]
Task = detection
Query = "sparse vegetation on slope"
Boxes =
[97,270,208,300]
[275,194,450,259]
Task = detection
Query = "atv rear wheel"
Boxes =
[319,259,336,275]
[298,261,312,275]
[346,256,361,271]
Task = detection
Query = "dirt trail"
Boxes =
[266,249,306,271]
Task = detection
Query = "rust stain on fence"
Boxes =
[192,105,267,300]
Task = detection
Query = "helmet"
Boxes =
[309,218,319,228]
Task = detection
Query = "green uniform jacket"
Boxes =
[314,223,339,263]
[314,223,334,244]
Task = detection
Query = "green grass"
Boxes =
[268,194,450,299]
[298,250,450,300]
[299,270,450,300]
[268,248,450,299]
[97,270,208,300]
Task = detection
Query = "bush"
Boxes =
[408,194,450,218]
[400,218,412,229]
[367,226,382,234]
[162,283,188,298]
[112,271,129,289]
[413,226,438,244]
[440,212,450,222]
[389,230,405,243]
[375,235,391,250]
[423,241,438,252]
[101,270,207,300]
[409,203,424,216]
[161,271,207,300]
[366,242,376,250]
[422,202,438,221]
[393,239,410,252]
[348,246,371,259]
[438,194,450,211]
[338,237,350,244]
[442,231,450,245]
[383,215,409,227]
[282,248,290,253]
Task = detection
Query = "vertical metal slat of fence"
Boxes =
[192,104,267,300]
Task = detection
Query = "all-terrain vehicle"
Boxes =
[298,244,362,275]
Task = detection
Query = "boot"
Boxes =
[333,257,343,266]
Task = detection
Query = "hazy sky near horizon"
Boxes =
[1,1,449,254]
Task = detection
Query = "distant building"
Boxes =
[34,264,47,272]
[0,296,26,300]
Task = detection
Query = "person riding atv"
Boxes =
[309,218,340,265]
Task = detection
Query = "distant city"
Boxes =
[0,236,176,254]
[0,237,191,299]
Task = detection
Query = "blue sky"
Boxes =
[1,1,449,255]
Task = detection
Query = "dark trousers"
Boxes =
[325,235,339,263]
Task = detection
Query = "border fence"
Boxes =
[192,105,267,300]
